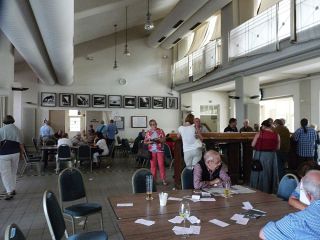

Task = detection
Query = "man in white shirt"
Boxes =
[56,133,73,172]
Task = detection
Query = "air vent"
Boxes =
[158,36,166,43]
[172,38,181,44]
[172,20,184,28]
[189,22,202,30]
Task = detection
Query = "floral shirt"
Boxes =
[144,128,165,152]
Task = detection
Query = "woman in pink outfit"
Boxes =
[144,119,167,185]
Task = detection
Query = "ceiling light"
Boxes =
[144,0,154,31]
[113,24,118,70]
[124,6,131,56]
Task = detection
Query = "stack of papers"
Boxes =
[134,219,155,226]
[242,201,253,210]
[242,209,266,219]
[172,226,201,235]
[230,214,249,225]
[209,219,230,227]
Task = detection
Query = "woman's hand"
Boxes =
[209,178,221,186]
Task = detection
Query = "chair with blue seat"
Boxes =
[277,173,299,201]
[58,168,103,234]
[56,145,73,174]
[20,147,41,176]
[4,223,26,240]
[181,168,194,190]
[132,168,157,193]
[77,145,91,171]
[43,190,108,240]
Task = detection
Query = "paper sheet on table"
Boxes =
[230,214,245,221]
[231,185,256,194]
[168,216,184,224]
[172,226,200,235]
[187,216,201,224]
[192,195,201,200]
[200,197,216,202]
[172,226,193,235]
[242,201,253,210]
[202,192,211,197]
[117,203,133,207]
[236,217,249,225]
[185,197,200,202]
[209,219,230,227]
[203,187,225,195]
[190,225,201,235]
[168,197,183,201]
[134,219,155,226]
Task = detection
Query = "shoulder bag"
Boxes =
[251,132,263,171]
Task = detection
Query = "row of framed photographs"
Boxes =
[40,92,179,109]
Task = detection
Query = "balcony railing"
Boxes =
[173,38,221,85]
[229,0,320,59]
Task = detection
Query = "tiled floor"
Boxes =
[0,157,175,239]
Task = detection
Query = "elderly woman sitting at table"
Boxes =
[193,150,231,189]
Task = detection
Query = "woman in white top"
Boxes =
[93,132,109,163]
[178,114,203,169]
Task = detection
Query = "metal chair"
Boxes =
[4,223,26,240]
[56,145,72,174]
[277,173,299,201]
[32,137,40,153]
[77,145,91,171]
[58,168,104,235]
[181,167,194,190]
[164,143,174,169]
[20,147,41,176]
[131,168,157,193]
[43,190,107,240]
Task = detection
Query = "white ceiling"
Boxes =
[74,0,179,44]
[206,57,320,92]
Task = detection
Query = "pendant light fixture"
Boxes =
[113,24,118,69]
[124,6,131,56]
[144,0,154,31]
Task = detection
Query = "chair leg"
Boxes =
[20,163,27,177]
[90,158,93,173]
[56,160,60,174]
[71,217,76,235]
[169,159,174,169]
[100,212,104,230]
[82,217,88,230]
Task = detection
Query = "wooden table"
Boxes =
[108,190,296,239]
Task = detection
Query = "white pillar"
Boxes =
[0,30,14,115]
[235,76,260,126]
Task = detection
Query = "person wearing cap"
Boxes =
[0,115,23,200]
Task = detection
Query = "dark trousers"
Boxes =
[276,151,288,180]
[107,139,115,157]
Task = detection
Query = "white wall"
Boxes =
[15,36,180,139]
[310,77,320,128]
[190,91,229,132]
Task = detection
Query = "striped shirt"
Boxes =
[293,127,317,157]
[263,200,320,239]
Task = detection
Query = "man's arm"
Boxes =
[288,196,307,210]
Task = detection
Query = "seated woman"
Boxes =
[193,150,231,189]
[93,132,109,163]
[288,161,319,210]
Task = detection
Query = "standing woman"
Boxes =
[144,119,167,185]
[178,114,203,169]
[250,119,280,194]
[294,118,318,165]
[0,115,23,200]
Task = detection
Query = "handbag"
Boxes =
[251,132,263,172]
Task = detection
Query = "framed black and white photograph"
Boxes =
[92,94,106,108]
[138,96,151,109]
[123,96,136,108]
[131,116,147,128]
[41,92,56,107]
[59,93,73,107]
[152,96,165,109]
[108,95,122,108]
[166,97,178,109]
[75,94,90,107]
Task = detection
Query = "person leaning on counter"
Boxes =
[193,150,231,189]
